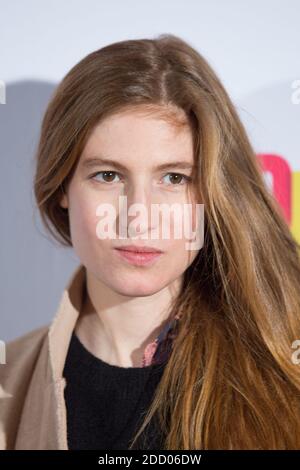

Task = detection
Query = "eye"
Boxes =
[162,173,191,185]
[90,171,121,183]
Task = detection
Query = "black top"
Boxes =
[63,332,167,450]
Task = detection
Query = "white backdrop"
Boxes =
[0,0,299,341]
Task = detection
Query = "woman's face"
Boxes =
[60,107,201,296]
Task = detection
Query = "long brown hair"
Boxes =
[34,34,300,449]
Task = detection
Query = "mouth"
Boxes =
[114,245,163,266]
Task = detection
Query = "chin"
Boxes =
[112,280,162,297]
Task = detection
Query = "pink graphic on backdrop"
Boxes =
[257,153,292,225]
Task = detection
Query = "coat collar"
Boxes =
[15,264,86,449]
[48,263,86,381]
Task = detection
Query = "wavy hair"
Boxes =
[34,34,300,449]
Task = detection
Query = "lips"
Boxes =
[114,245,163,254]
[114,245,163,266]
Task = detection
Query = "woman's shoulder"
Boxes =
[7,324,49,351]
[3,324,49,365]
[0,324,49,394]
[0,324,50,449]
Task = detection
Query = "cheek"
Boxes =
[68,194,101,250]
[168,198,199,242]
[171,236,199,270]
[167,199,200,269]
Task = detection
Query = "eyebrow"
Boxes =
[81,156,195,172]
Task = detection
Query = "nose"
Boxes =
[117,178,155,239]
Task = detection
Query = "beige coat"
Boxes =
[0,263,86,449]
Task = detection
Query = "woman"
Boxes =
[1,33,300,450]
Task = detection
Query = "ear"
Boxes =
[59,186,68,209]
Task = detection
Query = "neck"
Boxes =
[74,270,182,367]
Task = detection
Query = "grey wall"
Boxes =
[0,81,79,341]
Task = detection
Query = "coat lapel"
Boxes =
[14,264,86,449]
